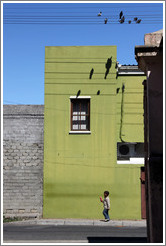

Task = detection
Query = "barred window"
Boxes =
[71,99,90,131]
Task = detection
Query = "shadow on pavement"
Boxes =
[87,237,147,243]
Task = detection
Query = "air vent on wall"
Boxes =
[117,142,144,161]
[117,143,136,160]
[119,144,130,155]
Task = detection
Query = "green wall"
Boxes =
[116,75,145,142]
[44,46,144,219]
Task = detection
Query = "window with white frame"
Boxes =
[70,98,90,131]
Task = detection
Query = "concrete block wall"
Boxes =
[3,105,44,218]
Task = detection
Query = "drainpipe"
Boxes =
[119,83,125,142]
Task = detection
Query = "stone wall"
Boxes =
[3,105,44,218]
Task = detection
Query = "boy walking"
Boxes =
[100,191,110,221]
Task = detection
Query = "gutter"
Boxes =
[135,45,163,56]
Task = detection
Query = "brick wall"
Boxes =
[3,105,44,218]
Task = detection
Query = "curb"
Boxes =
[4,219,146,227]
[3,240,89,243]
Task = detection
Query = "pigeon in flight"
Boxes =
[104,18,108,24]
[136,19,141,23]
[119,11,123,19]
[98,11,102,16]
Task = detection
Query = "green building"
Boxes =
[44,46,145,220]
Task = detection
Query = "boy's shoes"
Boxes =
[104,219,110,222]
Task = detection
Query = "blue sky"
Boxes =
[3,2,163,104]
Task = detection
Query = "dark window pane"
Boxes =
[71,99,90,131]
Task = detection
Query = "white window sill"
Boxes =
[69,131,91,134]
[117,158,144,164]
[70,96,91,99]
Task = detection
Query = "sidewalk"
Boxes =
[5,218,147,227]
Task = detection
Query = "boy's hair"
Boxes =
[104,191,109,196]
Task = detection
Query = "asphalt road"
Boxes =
[3,224,147,243]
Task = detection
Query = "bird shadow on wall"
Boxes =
[104,57,112,79]
[89,68,94,79]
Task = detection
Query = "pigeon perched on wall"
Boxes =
[98,11,102,16]
[128,20,131,24]
[134,17,138,21]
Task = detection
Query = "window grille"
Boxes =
[71,99,90,131]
